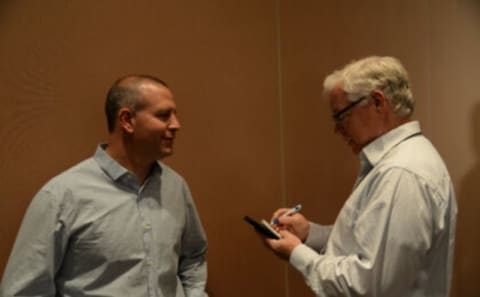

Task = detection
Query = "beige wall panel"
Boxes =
[0,1,286,296]
[428,1,480,296]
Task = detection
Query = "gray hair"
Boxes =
[323,56,414,117]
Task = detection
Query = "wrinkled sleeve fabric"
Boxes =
[304,223,333,253]
[289,168,444,296]
[1,188,70,297]
[178,182,209,297]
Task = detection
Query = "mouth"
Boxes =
[344,138,358,150]
[162,138,175,145]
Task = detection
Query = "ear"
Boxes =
[118,107,135,133]
[370,90,388,111]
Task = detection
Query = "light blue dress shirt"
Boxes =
[1,145,208,297]
[290,121,457,296]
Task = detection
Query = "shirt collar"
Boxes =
[93,144,162,187]
[360,121,422,167]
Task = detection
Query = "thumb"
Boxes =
[277,215,297,226]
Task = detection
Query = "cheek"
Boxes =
[347,126,367,143]
[147,122,168,135]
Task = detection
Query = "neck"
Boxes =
[105,135,153,185]
[389,116,411,131]
[361,116,411,153]
[380,111,411,135]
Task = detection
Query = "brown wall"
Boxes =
[0,1,478,296]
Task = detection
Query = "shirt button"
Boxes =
[143,222,152,230]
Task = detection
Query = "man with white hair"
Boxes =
[264,56,457,296]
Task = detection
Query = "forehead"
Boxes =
[328,87,349,110]
[139,83,176,109]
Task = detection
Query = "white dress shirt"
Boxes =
[290,121,457,297]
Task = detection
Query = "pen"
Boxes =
[271,204,302,224]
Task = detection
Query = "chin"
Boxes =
[159,149,173,159]
[349,144,361,155]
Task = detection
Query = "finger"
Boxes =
[278,229,292,237]
[277,214,298,226]
[264,236,282,249]
[271,208,291,222]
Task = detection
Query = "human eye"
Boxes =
[155,110,172,121]
[155,108,179,122]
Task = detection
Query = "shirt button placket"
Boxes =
[138,189,155,297]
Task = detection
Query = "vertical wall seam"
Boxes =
[274,1,289,297]
[427,0,435,137]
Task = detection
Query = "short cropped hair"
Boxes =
[105,74,168,132]
[323,56,414,117]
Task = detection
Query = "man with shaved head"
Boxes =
[1,75,209,297]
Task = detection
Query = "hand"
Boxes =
[264,229,302,261]
[271,208,310,242]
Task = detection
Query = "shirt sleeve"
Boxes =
[304,223,333,253]
[178,182,209,297]
[1,188,69,297]
[289,168,440,296]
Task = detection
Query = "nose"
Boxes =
[169,113,181,130]
[334,122,342,134]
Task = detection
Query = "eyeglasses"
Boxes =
[332,95,368,125]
